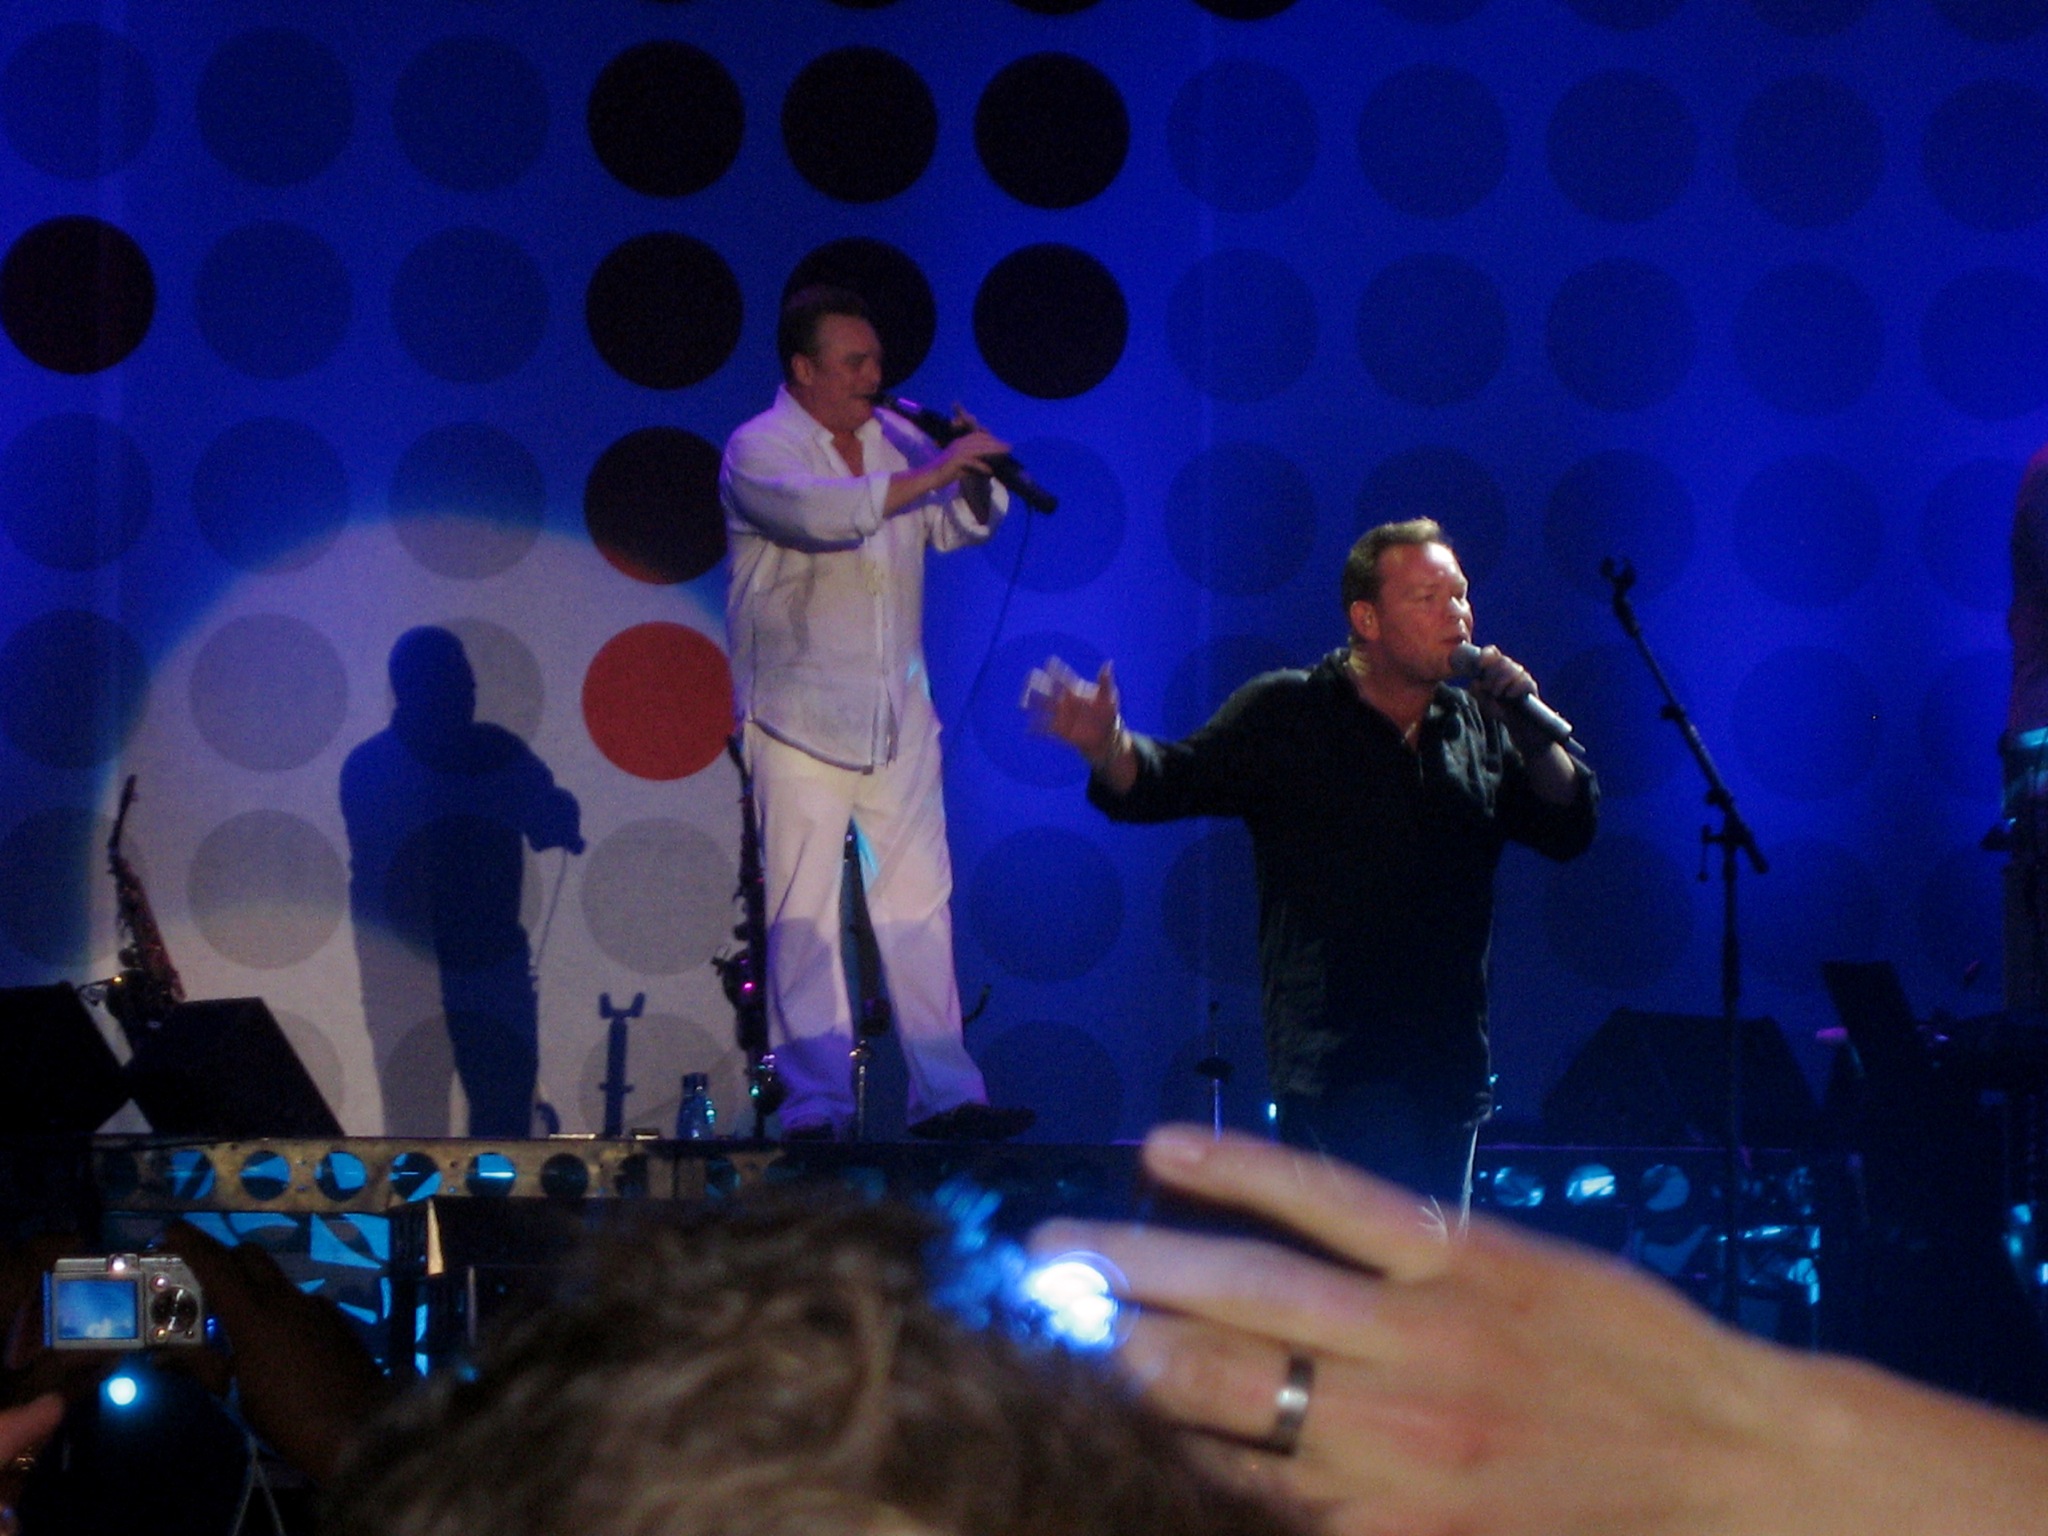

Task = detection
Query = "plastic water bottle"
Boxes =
[676,1073,716,1140]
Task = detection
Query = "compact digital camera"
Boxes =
[43,1253,206,1350]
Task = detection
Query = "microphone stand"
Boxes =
[1601,559,1769,1323]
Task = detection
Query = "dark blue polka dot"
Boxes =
[1920,650,2006,799]
[1932,0,2048,43]
[1357,66,1507,218]
[1167,61,1318,213]
[393,36,548,191]
[0,807,102,966]
[1924,81,2048,233]
[1733,456,1882,605]
[970,631,1105,788]
[1922,458,2018,612]
[1746,0,1873,34]
[1164,443,1318,596]
[391,228,548,384]
[1162,826,1260,985]
[1163,635,1297,738]
[198,30,352,186]
[1,24,154,179]
[1359,446,1508,586]
[977,1020,1124,1143]
[195,222,351,380]
[1545,259,1695,412]
[1544,451,1694,599]
[1166,250,1316,402]
[0,414,150,573]
[1561,0,1683,29]
[1543,832,1692,989]
[1732,265,1881,417]
[966,828,1122,982]
[1547,644,1689,797]
[192,418,349,574]
[190,615,350,773]
[1748,839,1884,988]
[0,610,148,770]
[1917,844,2002,987]
[976,438,1124,593]
[1547,71,1696,223]
[1735,75,1884,230]
[389,423,545,579]
[1357,254,1507,407]
[1922,268,2048,421]
[1732,645,1881,799]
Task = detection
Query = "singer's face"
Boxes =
[790,315,884,436]
[1353,541,1473,684]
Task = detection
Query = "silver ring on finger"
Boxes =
[1256,1351,1315,1456]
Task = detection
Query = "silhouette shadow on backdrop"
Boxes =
[340,627,583,1136]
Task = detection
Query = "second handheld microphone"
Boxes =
[878,394,1059,514]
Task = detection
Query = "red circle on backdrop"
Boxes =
[582,622,733,780]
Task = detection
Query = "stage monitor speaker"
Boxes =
[0,984,129,1135]
[126,998,341,1138]
[1543,1009,1818,1148]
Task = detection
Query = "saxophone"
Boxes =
[82,775,185,1040]
[711,734,785,1134]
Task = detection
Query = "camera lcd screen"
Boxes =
[53,1277,140,1342]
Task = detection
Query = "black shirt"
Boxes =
[1090,650,1598,1115]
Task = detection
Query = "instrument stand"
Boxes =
[597,991,644,1140]
[1195,1004,1232,1138]
[1604,560,1769,1324]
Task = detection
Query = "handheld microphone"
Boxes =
[878,394,1059,514]
[1450,642,1582,753]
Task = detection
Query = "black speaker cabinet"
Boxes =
[0,984,129,1135]
[1544,1009,1818,1148]
[126,998,341,1138]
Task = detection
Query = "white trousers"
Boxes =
[745,710,986,1127]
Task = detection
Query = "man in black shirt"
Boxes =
[1028,520,1597,1218]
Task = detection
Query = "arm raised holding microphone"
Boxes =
[1026,519,1597,1216]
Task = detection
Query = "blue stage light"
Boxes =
[104,1372,140,1408]
[1020,1252,1123,1350]
[1490,1165,1545,1208]
[1564,1163,1617,1205]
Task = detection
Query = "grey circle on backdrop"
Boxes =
[195,222,352,380]
[1746,838,1884,988]
[579,820,733,975]
[1732,455,1883,605]
[440,617,545,742]
[1734,75,1883,230]
[1161,825,1261,985]
[392,35,549,191]
[191,418,349,573]
[0,413,150,572]
[390,422,545,579]
[1732,645,1882,798]
[1543,831,1693,989]
[0,807,111,966]
[1731,264,1883,416]
[0,609,148,770]
[272,1006,348,1117]
[966,828,1122,982]
[1359,445,1508,585]
[1357,253,1508,407]
[1166,249,1318,402]
[1164,442,1319,596]
[1,24,155,179]
[1918,649,2006,800]
[198,29,353,186]
[1544,450,1695,599]
[1546,70,1696,223]
[1357,65,1507,218]
[1167,60,1318,213]
[1545,258,1696,411]
[974,438,1125,592]
[1922,458,2019,612]
[189,614,350,772]
[1162,634,1297,738]
[189,810,348,969]
[391,228,549,384]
